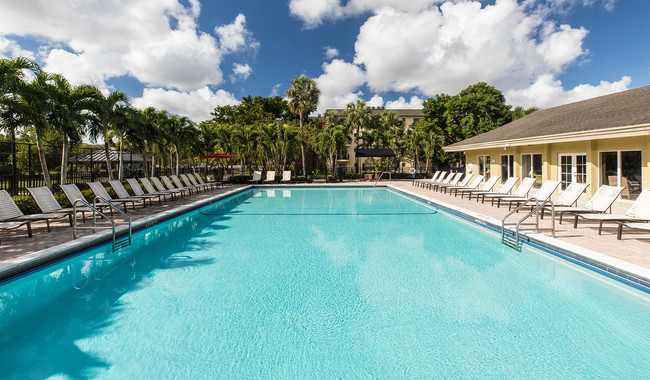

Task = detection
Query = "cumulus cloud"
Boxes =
[215,14,259,54]
[0,36,35,59]
[0,1,257,92]
[352,0,591,95]
[132,87,240,122]
[231,63,252,81]
[289,0,618,26]
[505,74,631,108]
[315,59,366,112]
[386,96,425,109]
[323,46,340,59]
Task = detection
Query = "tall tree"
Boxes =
[343,99,371,173]
[286,75,320,177]
[45,74,100,185]
[512,105,540,120]
[314,111,347,176]
[89,90,129,181]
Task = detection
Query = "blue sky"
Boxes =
[1,0,648,122]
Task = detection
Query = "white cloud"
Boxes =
[0,2,257,92]
[231,63,252,81]
[353,0,586,95]
[215,14,259,54]
[366,94,384,107]
[385,96,425,109]
[505,74,632,108]
[289,0,618,26]
[132,87,240,122]
[270,83,282,96]
[0,36,35,59]
[324,46,340,59]
[315,59,366,112]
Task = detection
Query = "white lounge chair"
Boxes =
[127,178,170,202]
[193,173,222,189]
[153,177,187,198]
[164,176,196,195]
[249,171,262,184]
[428,172,455,191]
[574,188,650,234]
[554,185,625,225]
[173,175,202,193]
[500,180,559,210]
[263,171,276,184]
[87,182,138,211]
[539,182,589,219]
[413,171,441,188]
[474,177,519,203]
[482,177,536,207]
[617,221,650,240]
[280,171,292,184]
[109,180,159,206]
[0,189,69,238]
[60,184,115,216]
[433,172,463,192]
[141,177,182,200]
[439,174,473,194]
[27,186,92,225]
[455,175,501,199]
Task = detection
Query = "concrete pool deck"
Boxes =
[1,181,649,285]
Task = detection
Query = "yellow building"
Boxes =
[443,85,650,202]
[324,107,423,172]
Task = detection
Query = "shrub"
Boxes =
[12,195,40,215]
[326,175,336,182]
[230,175,251,184]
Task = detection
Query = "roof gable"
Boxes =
[444,85,650,151]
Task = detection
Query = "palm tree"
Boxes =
[314,111,347,176]
[344,99,370,173]
[19,72,55,189]
[45,74,100,185]
[286,75,320,177]
[88,90,130,181]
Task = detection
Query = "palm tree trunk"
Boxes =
[118,137,124,181]
[104,131,114,181]
[299,111,306,177]
[151,152,156,177]
[175,150,180,176]
[142,151,149,178]
[60,134,69,185]
[35,131,52,189]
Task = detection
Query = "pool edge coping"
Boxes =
[0,186,251,283]
[389,185,650,291]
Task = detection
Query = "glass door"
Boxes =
[558,153,587,190]
[500,155,513,183]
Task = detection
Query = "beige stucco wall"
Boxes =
[463,135,650,200]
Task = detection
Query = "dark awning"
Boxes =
[355,148,395,157]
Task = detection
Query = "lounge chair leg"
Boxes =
[46,220,51,232]
[27,222,33,238]
[617,223,623,240]
[68,213,73,226]
[559,212,563,224]
[573,215,579,228]
[598,222,603,235]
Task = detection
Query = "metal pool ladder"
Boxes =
[373,172,392,188]
[72,197,132,252]
[501,198,555,250]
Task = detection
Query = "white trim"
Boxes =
[444,124,650,152]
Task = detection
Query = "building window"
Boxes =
[522,154,543,187]
[412,118,421,126]
[558,153,587,190]
[599,150,642,200]
[478,156,491,179]
[500,155,514,183]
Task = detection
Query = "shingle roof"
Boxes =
[444,85,650,152]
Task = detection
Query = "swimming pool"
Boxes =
[1,187,649,378]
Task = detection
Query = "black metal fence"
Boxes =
[0,141,220,196]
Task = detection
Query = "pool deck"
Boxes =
[1,181,649,284]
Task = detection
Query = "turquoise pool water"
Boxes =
[1,187,649,378]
